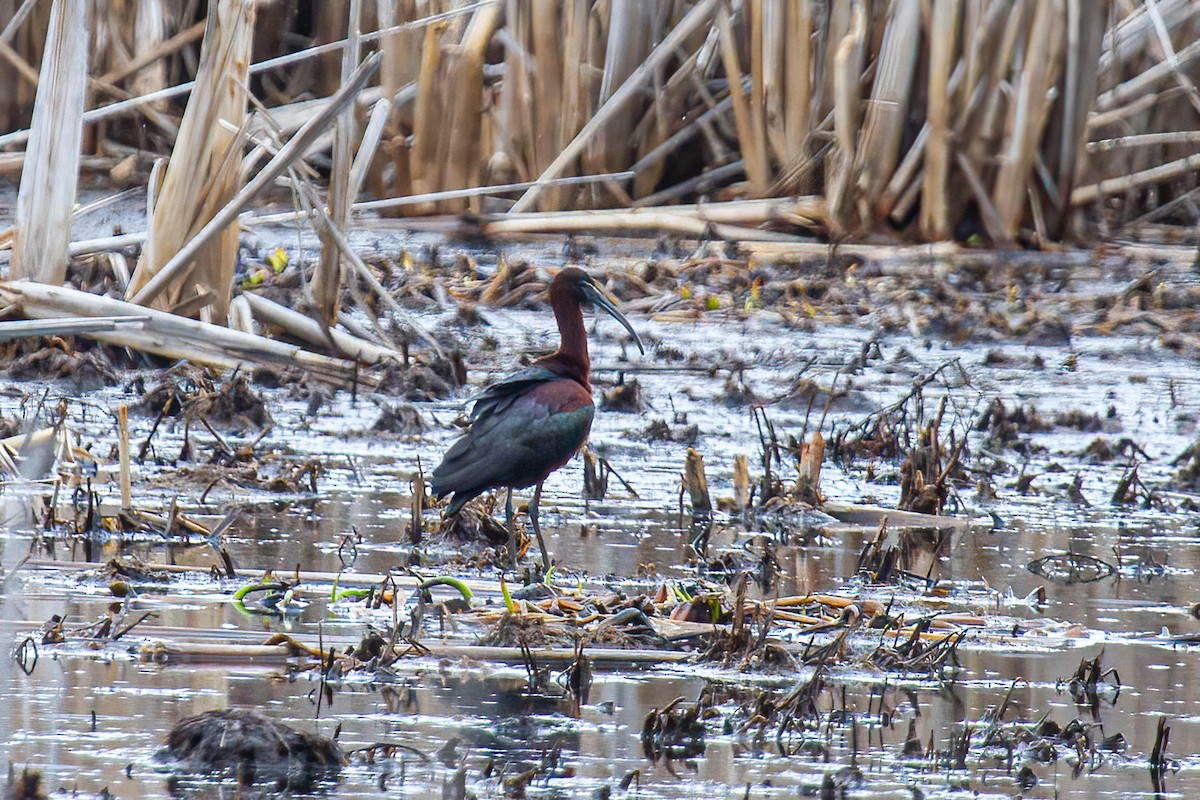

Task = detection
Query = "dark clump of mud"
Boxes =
[370,402,425,436]
[159,709,342,789]
[138,369,272,430]
[600,377,644,412]
[642,418,700,445]
[1171,439,1200,491]
[3,339,120,391]
[374,353,466,402]
[4,767,46,800]
[478,612,576,648]
[435,502,509,547]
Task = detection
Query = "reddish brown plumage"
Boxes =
[535,266,593,388]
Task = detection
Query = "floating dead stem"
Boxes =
[1110,463,1171,511]
[736,666,828,747]
[1059,650,1120,719]
[868,617,965,676]
[829,359,966,464]
[695,576,795,670]
[641,693,712,765]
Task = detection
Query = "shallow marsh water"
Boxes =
[1,215,1199,798]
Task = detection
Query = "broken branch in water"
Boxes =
[0,280,362,386]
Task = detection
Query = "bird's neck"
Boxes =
[539,293,590,387]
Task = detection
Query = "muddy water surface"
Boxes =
[1,226,1199,798]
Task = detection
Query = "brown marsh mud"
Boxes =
[2,225,1200,799]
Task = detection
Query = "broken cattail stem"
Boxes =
[794,432,825,505]
[240,292,402,365]
[682,448,712,519]
[583,447,608,504]
[733,454,750,512]
[0,280,360,386]
[410,458,424,547]
[116,405,131,512]
[313,0,362,326]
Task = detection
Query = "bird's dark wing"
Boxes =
[431,377,595,514]
[468,364,563,423]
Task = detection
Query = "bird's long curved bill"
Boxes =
[583,283,645,354]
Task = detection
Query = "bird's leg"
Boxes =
[529,481,551,572]
[505,488,517,569]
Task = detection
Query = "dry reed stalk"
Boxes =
[116,404,131,512]
[314,0,363,327]
[630,92,738,177]
[627,21,719,201]
[919,0,960,241]
[1096,37,1200,112]
[347,97,392,206]
[0,280,361,385]
[125,0,255,324]
[747,0,772,168]
[497,0,589,209]
[246,172,634,222]
[128,53,381,309]
[97,20,204,88]
[1044,0,1109,234]
[479,196,825,239]
[0,316,148,340]
[855,0,920,218]
[407,19,448,213]
[824,0,865,234]
[1088,131,1200,151]
[716,0,768,194]
[482,209,805,241]
[439,2,502,211]
[9,0,89,286]
[1099,0,1193,77]
[0,0,39,46]
[585,0,656,190]
[530,0,569,207]
[241,292,403,365]
[992,1,1065,238]
[375,0,418,198]
[129,0,168,108]
[0,36,37,87]
[0,3,483,150]
[509,0,718,212]
[783,0,812,168]
[758,0,784,163]
[1071,151,1200,205]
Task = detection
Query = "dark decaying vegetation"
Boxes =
[159,709,344,788]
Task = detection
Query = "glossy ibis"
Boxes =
[431,267,644,569]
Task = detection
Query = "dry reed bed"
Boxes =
[0,1,1199,375]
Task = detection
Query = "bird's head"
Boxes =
[551,267,645,354]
